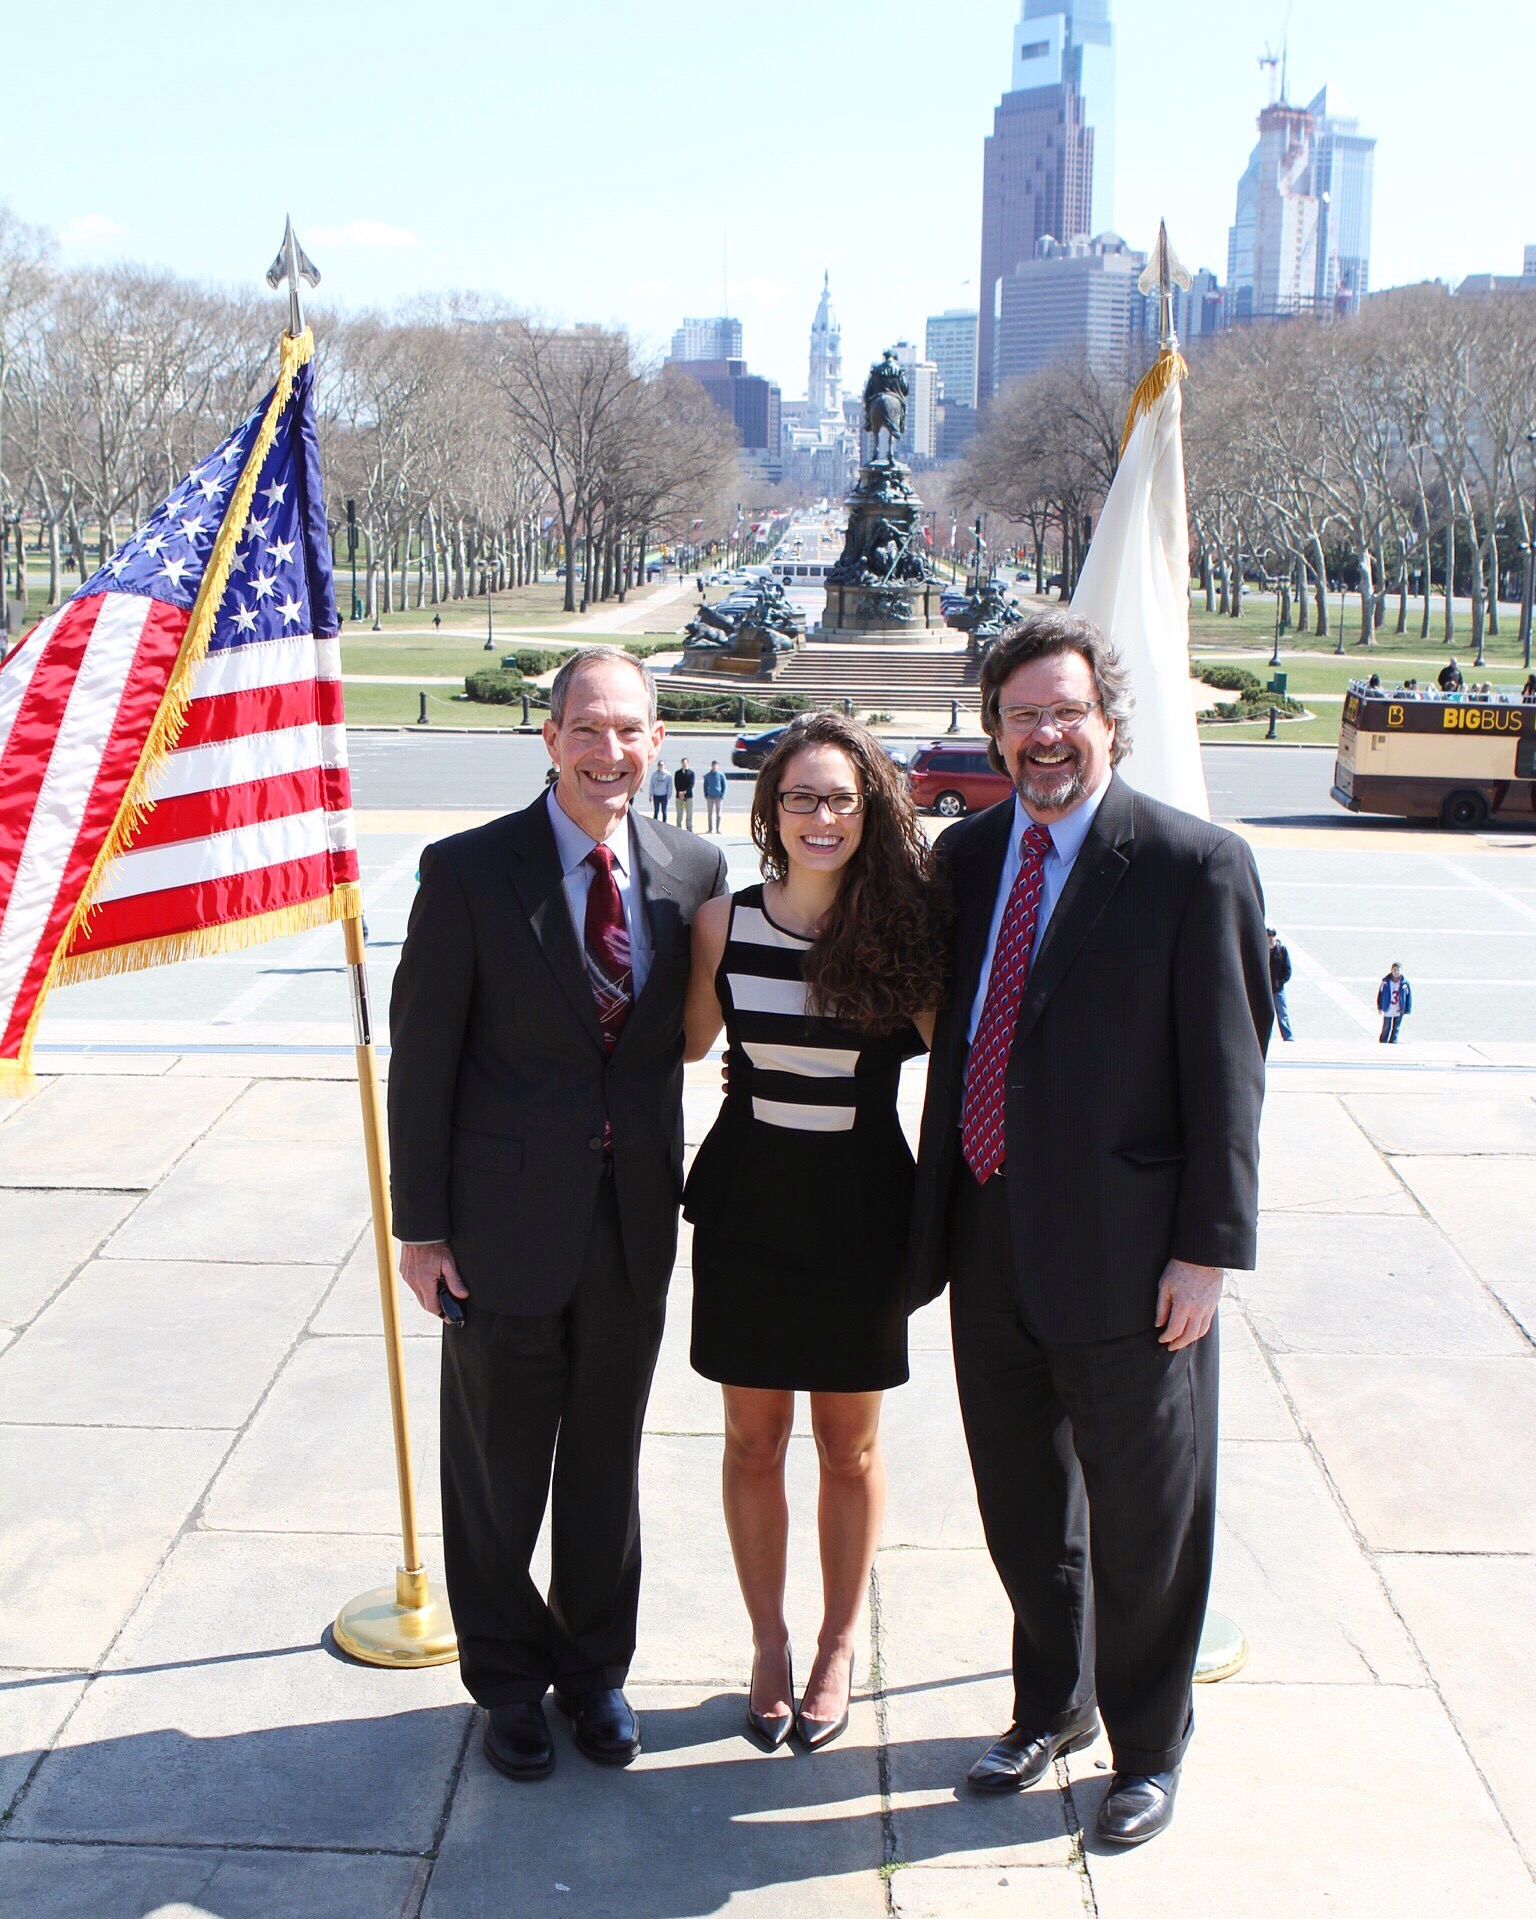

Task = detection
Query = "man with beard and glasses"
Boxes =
[907,611,1271,1847]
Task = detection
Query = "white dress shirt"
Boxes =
[545,786,653,997]
[966,776,1111,1043]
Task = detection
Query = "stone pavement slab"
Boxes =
[1239,1211,1528,1356]
[0,1671,88,1810]
[106,1131,370,1265]
[423,1685,887,1919]
[1390,1153,1536,1340]
[1345,1090,1536,1155]
[0,1188,135,1327]
[0,1258,332,1428]
[203,1335,441,1536]
[0,1423,228,1668]
[0,1075,240,1189]
[888,1863,1086,1916]
[1382,1554,1536,1870]
[0,1843,428,1919]
[310,1228,436,1339]
[12,1532,469,1850]
[1069,1684,1536,1919]
[1218,1307,1298,1440]
[1278,1354,1536,1552]
[1208,1441,1420,1685]
[1255,1092,1415,1214]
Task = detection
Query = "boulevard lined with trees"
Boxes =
[949,284,1536,660]
[0,206,742,630]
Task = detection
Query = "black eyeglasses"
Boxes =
[778,789,865,816]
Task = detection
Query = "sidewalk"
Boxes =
[1,1047,1533,1916]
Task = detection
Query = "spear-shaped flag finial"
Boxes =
[1137,220,1192,356]
[266,216,321,337]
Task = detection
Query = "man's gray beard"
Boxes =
[1013,747,1085,814]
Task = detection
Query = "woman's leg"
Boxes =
[802,1390,886,1723]
[722,1386,796,1716]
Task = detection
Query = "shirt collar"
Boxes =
[1012,773,1111,867]
[546,785,632,879]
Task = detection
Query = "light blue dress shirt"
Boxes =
[545,787,653,996]
[966,778,1111,1043]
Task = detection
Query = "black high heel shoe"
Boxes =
[746,1646,795,1752]
[794,1651,855,1752]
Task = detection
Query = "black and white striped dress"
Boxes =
[684,885,923,1392]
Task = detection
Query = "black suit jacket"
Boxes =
[908,774,1272,1344]
[387,795,729,1315]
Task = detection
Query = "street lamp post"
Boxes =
[485,589,494,652]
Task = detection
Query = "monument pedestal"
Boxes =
[818,458,946,642]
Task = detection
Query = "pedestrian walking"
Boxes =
[1267,927,1294,1041]
[650,759,673,823]
[674,758,696,831]
[1377,962,1412,1044]
[703,760,727,833]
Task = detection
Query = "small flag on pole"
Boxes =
[1071,221,1209,820]
[0,328,358,1092]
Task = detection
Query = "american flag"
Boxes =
[0,331,358,1091]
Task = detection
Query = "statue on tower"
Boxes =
[862,349,908,461]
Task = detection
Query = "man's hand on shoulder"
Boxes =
[1155,1259,1222,1350]
[400,1240,468,1319]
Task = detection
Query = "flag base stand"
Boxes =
[334,1565,458,1669]
[1193,1611,1248,1683]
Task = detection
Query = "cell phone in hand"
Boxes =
[437,1278,466,1328]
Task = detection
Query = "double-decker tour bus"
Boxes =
[1332,685,1536,827]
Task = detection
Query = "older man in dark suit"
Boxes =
[909,610,1270,1846]
[388,647,727,1782]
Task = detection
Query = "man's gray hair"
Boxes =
[549,646,658,727]
[977,609,1134,773]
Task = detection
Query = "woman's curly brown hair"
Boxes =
[749,713,950,1033]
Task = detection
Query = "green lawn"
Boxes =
[1186,594,1531,671]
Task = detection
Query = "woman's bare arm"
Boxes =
[683,892,731,1061]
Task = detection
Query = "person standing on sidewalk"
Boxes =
[703,761,727,834]
[649,758,673,823]
[674,758,696,831]
[388,649,727,1783]
[1268,927,1294,1041]
[1377,962,1412,1043]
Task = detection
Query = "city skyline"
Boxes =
[2,0,1526,398]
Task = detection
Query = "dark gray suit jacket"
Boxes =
[387,795,729,1315]
[907,774,1272,1343]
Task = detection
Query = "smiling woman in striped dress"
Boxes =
[682,713,948,1754]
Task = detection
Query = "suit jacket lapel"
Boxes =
[504,796,607,1052]
[623,815,685,1039]
[1011,775,1135,1047]
[941,801,1015,1073]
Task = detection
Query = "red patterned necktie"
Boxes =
[961,822,1054,1183]
[583,843,633,1052]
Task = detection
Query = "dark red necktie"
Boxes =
[961,822,1053,1182]
[584,843,633,1052]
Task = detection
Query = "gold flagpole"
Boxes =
[257,221,455,1667]
[332,912,456,1667]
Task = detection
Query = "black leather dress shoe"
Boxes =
[966,1714,1100,1794]
[1095,1766,1180,1846]
[794,1652,855,1753]
[482,1702,555,1781]
[747,1647,795,1752]
[553,1687,642,1766]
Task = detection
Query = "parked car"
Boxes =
[732,726,788,769]
[907,741,1013,818]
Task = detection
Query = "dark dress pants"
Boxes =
[948,1166,1218,1774]
[439,1176,667,1706]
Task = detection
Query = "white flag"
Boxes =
[1071,366,1209,820]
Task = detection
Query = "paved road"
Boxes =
[348,731,1344,822]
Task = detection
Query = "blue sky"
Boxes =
[4,0,1528,397]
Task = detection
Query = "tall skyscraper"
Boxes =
[1308,87,1375,311]
[993,233,1147,387]
[1011,0,1116,232]
[891,342,940,461]
[668,316,744,363]
[978,84,1094,402]
[1226,80,1375,322]
[806,273,843,425]
[925,309,979,408]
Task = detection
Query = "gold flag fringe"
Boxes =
[2,329,322,1095]
[1119,347,1188,458]
[59,882,363,987]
